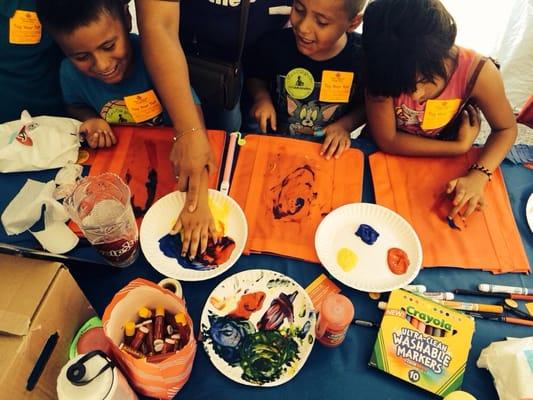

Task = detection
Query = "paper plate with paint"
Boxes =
[527,193,533,232]
[200,269,316,387]
[315,203,422,292]
[140,189,247,281]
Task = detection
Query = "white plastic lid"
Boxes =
[57,352,115,400]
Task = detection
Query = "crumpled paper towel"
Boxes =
[477,336,533,400]
[54,163,83,200]
[1,179,79,253]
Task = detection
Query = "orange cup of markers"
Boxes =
[316,293,354,347]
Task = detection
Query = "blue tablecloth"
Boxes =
[1,140,532,400]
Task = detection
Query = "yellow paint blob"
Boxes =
[443,391,477,400]
[336,248,357,272]
[209,197,230,234]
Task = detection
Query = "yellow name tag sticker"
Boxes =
[9,10,41,45]
[421,98,461,130]
[319,70,354,103]
[123,90,163,123]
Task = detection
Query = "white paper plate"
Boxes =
[527,193,533,233]
[140,189,247,281]
[200,269,316,387]
[315,203,422,292]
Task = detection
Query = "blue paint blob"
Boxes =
[159,233,199,269]
[355,224,379,245]
[446,216,462,231]
[159,233,235,271]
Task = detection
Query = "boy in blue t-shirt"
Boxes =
[36,0,214,259]
[36,0,200,149]
[246,0,367,159]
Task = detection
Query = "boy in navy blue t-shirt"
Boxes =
[247,0,366,159]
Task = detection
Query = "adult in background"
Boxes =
[135,0,291,212]
[180,0,292,132]
[0,0,65,123]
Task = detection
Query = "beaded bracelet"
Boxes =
[468,163,492,181]
[172,127,200,142]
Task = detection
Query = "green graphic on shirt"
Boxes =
[100,100,135,124]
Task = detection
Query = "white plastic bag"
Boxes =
[0,111,81,172]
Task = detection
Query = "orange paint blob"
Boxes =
[387,248,410,275]
[228,291,266,319]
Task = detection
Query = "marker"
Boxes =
[353,319,379,328]
[403,285,426,293]
[219,131,239,195]
[421,292,454,301]
[478,284,533,296]
[454,289,533,302]
[416,319,426,332]
[439,300,504,314]
[466,312,533,327]
[454,289,508,298]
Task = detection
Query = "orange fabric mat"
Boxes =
[369,149,530,274]
[229,134,364,263]
[87,126,226,217]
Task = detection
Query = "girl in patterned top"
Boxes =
[362,0,517,220]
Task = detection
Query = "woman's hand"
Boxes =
[170,131,216,213]
[170,192,218,259]
[79,118,117,148]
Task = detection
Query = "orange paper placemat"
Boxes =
[88,126,226,216]
[229,134,364,262]
[369,148,529,274]
[70,126,226,235]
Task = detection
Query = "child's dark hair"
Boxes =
[344,0,367,18]
[362,0,457,97]
[36,0,128,35]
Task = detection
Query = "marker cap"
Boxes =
[478,284,490,292]
[124,321,135,337]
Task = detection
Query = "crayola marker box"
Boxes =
[369,289,475,397]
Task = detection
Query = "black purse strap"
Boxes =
[235,0,251,65]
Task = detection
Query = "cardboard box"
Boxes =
[0,254,95,399]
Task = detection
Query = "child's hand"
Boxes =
[79,118,117,149]
[320,123,351,159]
[170,197,219,259]
[446,170,489,218]
[456,104,481,152]
[251,97,277,133]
